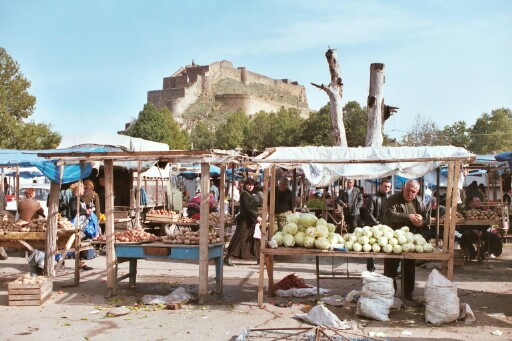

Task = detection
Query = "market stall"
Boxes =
[38,149,244,303]
[249,146,475,306]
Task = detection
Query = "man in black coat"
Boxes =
[365,179,391,271]
[337,179,363,233]
[384,179,429,301]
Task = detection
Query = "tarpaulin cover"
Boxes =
[254,146,473,187]
[495,152,512,171]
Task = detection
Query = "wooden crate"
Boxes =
[145,213,179,223]
[8,277,53,306]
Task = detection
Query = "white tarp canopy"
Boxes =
[58,132,169,152]
[253,146,474,187]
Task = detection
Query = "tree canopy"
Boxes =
[468,108,512,154]
[122,103,190,149]
[0,48,60,149]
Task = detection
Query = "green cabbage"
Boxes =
[304,235,316,248]
[423,243,433,252]
[372,243,381,252]
[316,218,328,226]
[271,233,283,246]
[286,213,301,225]
[306,226,317,237]
[352,242,363,252]
[294,231,306,247]
[283,234,296,247]
[362,243,372,252]
[316,225,329,238]
[315,237,330,250]
[299,214,318,227]
[326,223,336,233]
[383,244,393,253]
[282,223,298,236]
[392,244,402,254]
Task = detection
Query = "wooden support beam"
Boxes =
[105,160,116,297]
[198,162,210,304]
[134,161,142,228]
[258,168,270,306]
[447,161,461,280]
[45,180,61,277]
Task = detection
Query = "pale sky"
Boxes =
[1,0,511,142]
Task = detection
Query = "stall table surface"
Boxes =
[114,242,224,293]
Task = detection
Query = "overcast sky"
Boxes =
[1,0,511,141]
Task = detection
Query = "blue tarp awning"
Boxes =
[0,146,126,184]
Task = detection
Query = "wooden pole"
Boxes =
[135,161,141,228]
[268,165,277,297]
[44,181,60,277]
[447,161,461,280]
[230,164,235,216]
[198,162,210,304]
[258,167,270,306]
[105,159,116,297]
[365,63,385,147]
[219,163,226,242]
[442,162,455,274]
[292,169,297,211]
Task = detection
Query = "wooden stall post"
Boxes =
[105,160,116,297]
[258,168,270,306]
[442,162,455,274]
[135,161,142,228]
[219,163,226,242]
[44,180,60,277]
[447,161,461,280]
[15,166,19,208]
[198,162,210,304]
[230,164,235,216]
[267,165,277,297]
[292,169,297,211]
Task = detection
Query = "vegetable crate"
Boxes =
[8,278,53,306]
[454,249,465,268]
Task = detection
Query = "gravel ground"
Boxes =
[0,243,511,340]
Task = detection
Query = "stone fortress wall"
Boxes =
[147,60,309,125]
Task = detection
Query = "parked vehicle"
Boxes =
[6,184,50,217]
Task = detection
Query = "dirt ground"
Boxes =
[0,243,511,341]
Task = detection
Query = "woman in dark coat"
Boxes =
[225,178,262,266]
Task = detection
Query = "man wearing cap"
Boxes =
[18,188,45,222]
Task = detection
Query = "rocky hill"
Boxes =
[147,60,310,130]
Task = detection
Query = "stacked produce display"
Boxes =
[0,214,75,233]
[93,228,158,243]
[162,230,221,245]
[270,212,435,253]
[464,209,499,220]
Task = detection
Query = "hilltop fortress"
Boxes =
[147,60,310,129]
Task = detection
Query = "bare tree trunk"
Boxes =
[366,63,385,147]
[365,63,398,147]
[311,49,347,147]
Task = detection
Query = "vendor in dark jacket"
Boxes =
[364,179,391,271]
[337,179,363,233]
[268,177,293,231]
[384,179,429,301]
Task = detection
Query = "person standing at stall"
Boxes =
[269,177,293,232]
[18,188,45,221]
[83,179,101,220]
[365,179,391,271]
[337,179,363,233]
[69,182,94,271]
[225,178,262,266]
[384,179,429,301]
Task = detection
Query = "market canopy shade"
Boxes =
[251,146,475,187]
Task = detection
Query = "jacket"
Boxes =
[384,191,429,231]
[337,187,363,216]
[365,191,390,226]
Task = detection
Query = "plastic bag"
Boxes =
[253,223,261,239]
[142,287,194,305]
[276,287,328,298]
[356,271,395,321]
[294,305,358,329]
[425,268,460,325]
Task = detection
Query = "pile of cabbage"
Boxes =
[270,213,343,250]
[341,225,434,253]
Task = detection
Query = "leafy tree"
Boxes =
[190,121,216,150]
[215,112,250,149]
[468,108,512,154]
[0,48,60,149]
[268,108,304,147]
[123,103,190,149]
[343,101,367,147]
[439,121,470,149]
[0,48,36,120]
[301,104,333,146]
[401,114,441,146]
[246,110,273,150]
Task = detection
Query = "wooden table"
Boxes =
[258,247,452,306]
[114,242,224,293]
